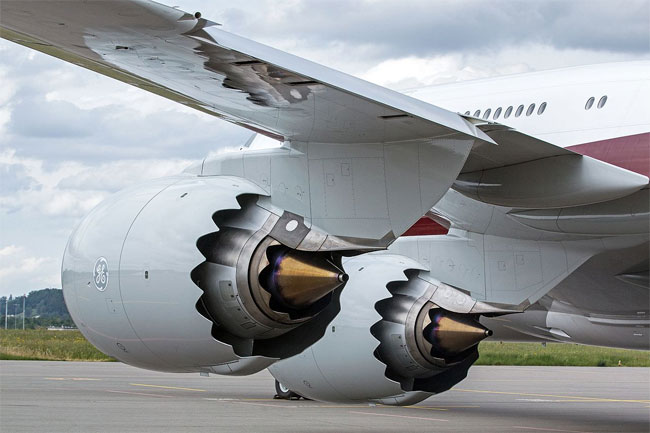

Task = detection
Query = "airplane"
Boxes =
[1,0,647,406]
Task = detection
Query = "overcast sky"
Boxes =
[0,0,649,298]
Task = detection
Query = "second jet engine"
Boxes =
[269,254,495,405]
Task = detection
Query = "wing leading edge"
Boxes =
[0,0,491,146]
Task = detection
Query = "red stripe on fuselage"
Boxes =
[402,217,449,237]
[567,132,650,177]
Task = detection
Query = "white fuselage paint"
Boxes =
[381,62,650,351]
[407,61,650,147]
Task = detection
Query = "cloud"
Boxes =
[10,98,96,138]
[182,0,650,64]
[0,41,251,164]
[0,245,60,293]
[361,44,645,90]
[0,162,39,193]
[0,149,90,216]
[56,159,193,192]
[0,147,192,217]
[0,149,193,296]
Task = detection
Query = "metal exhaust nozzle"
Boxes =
[423,309,492,356]
[262,248,348,310]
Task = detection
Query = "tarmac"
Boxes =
[0,361,648,433]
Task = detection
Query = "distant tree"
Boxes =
[1,288,74,329]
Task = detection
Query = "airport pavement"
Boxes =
[0,361,648,433]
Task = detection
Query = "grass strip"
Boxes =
[476,341,649,367]
[0,329,114,361]
[1,329,647,366]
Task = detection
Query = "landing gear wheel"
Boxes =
[274,380,300,400]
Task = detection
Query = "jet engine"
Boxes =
[268,254,492,405]
[62,175,350,374]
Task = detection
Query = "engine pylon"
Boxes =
[261,247,349,309]
[423,308,492,358]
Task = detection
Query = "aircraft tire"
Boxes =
[274,380,300,400]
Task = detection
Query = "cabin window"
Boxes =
[538,102,547,115]
[504,106,513,118]
[597,96,607,109]
[585,97,595,110]
[483,108,492,119]
[526,103,535,116]
[494,107,502,120]
[464,111,471,115]
[515,104,524,117]
[474,110,481,117]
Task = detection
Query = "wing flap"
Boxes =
[460,123,572,173]
[455,120,649,208]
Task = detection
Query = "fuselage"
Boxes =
[410,61,650,176]
[391,61,650,349]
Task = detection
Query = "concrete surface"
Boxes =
[0,361,648,433]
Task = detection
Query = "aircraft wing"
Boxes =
[0,0,489,145]
[1,0,647,237]
[454,122,648,208]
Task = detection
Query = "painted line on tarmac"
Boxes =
[474,379,645,383]
[453,388,650,404]
[349,411,448,422]
[130,383,206,392]
[516,398,632,403]
[205,398,414,410]
[512,426,594,433]
[406,406,448,411]
[203,398,473,413]
[243,398,285,401]
[105,389,174,399]
[45,377,101,381]
[474,379,567,382]
[407,405,481,411]
[230,401,370,409]
[233,401,299,408]
[205,398,303,403]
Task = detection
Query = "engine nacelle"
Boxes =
[269,254,491,405]
[62,175,348,374]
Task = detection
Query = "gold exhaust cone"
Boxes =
[424,310,492,356]
[263,249,348,310]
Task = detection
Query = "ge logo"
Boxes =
[93,257,109,291]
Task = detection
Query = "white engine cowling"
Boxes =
[62,175,349,374]
[269,254,491,405]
